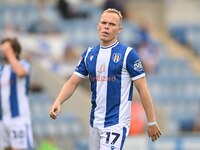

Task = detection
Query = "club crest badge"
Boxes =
[112,53,121,63]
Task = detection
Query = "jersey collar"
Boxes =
[100,40,119,49]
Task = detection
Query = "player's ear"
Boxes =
[117,26,122,34]
[97,23,100,30]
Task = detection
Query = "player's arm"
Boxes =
[1,42,27,77]
[49,74,83,119]
[134,76,161,141]
[134,77,155,122]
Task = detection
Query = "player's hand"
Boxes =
[49,101,61,120]
[147,124,161,142]
[1,41,14,57]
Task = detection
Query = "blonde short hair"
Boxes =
[103,8,123,24]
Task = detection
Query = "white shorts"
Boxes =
[0,119,33,150]
[90,123,130,150]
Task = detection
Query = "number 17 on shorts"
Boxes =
[90,123,129,150]
[102,126,128,150]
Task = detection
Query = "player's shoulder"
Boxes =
[118,44,140,61]
[89,44,100,51]
[118,43,137,54]
[118,42,135,51]
[118,42,128,48]
[85,45,100,55]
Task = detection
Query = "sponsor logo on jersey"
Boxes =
[89,75,116,82]
[89,63,116,82]
[98,63,106,74]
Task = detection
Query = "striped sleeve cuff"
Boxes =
[131,73,145,81]
[73,71,87,79]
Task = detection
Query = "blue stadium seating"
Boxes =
[169,24,200,56]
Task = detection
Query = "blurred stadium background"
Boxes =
[0,0,200,149]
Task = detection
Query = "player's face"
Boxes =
[98,12,122,46]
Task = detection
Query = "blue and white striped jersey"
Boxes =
[0,60,30,122]
[74,41,145,128]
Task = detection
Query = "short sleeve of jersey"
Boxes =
[126,49,145,81]
[74,49,89,78]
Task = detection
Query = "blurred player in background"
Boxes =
[50,8,161,150]
[0,38,33,150]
